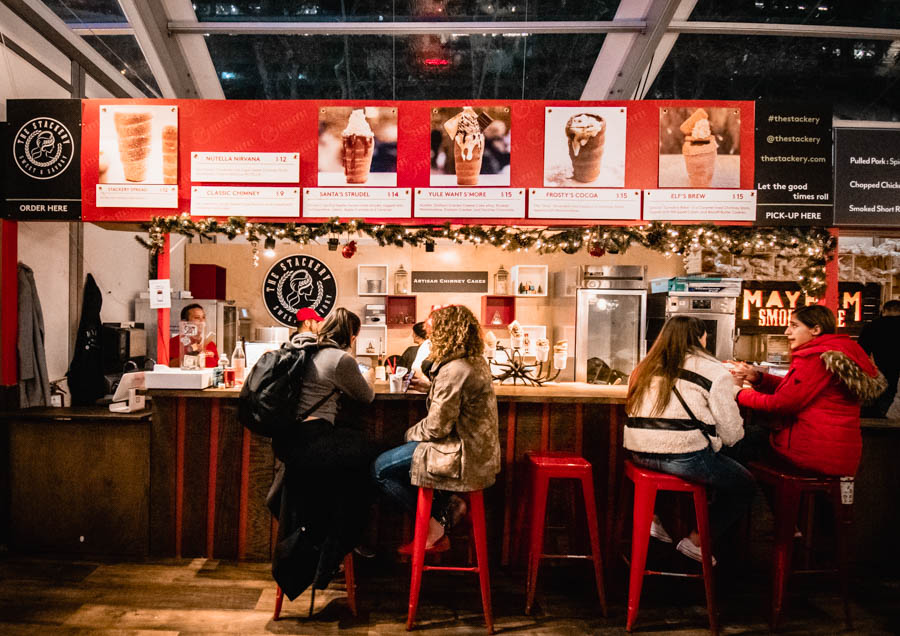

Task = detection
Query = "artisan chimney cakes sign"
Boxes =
[411,271,488,293]
[263,255,337,327]
[3,99,82,220]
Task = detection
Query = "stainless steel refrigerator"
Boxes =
[575,288,647,384]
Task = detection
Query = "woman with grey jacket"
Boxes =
[373,305,500,552]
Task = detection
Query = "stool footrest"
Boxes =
[423,565,480,573]
[644,569,705,579]
[539,553,594,560]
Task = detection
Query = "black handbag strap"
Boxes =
[671,385,716,445]
[295,345,341,423]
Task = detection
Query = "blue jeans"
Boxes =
[631,446,755,541]
[373,441,449,520]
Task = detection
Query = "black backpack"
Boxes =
[239,340,337,438]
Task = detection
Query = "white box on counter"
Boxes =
[144,367,214,390]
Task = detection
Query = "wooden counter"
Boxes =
[146,382,627,564]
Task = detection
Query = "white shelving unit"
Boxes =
[356,324,387,356]
[511,264,548,297]
[358,264,389,296]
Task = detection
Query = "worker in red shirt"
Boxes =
[169,303,219,368]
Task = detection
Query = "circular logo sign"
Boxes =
[263,254,337,327]
[13,117,75,180]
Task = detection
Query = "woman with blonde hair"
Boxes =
[625,316,753,563]
[373,305,500,551]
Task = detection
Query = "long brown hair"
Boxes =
[428,305,484,362]
[317,307,361,350]
[627,316,709,416]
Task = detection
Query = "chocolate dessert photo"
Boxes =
[430,106,510,187]
[658,106,741,188]
[318,106,398,186]
[543,106,627,187]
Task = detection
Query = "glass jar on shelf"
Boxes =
[394,264,409,294]
[494,265,510,295]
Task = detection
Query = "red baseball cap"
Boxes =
[296,307,324,322]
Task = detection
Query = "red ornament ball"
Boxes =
[342,240,357,258]
[589,243,606,258]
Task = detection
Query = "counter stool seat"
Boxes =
[748,460,854,631]
[624,460,718,635]
[525,451,607,616]
[407,487,493,633]
[273,552,357,620]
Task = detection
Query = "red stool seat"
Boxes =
[273,552,357,620]
[407,488,493,633]
[624,460,718,635]
[748,460,854,630]
[525,452,607,616]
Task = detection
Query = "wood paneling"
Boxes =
[150,396,177,555]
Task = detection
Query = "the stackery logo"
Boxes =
[263,254,337,327]
[13,117,75,179]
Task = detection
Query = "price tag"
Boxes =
[190,152,300,183]
[529,188,641,220]
[190,186,300,217]
[643,189,757,221]
[149,279,171,309]
[303,188,411,218]
[96,184,178,208]
[414,188,525,218]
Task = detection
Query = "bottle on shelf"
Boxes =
[375,337,386,381]
[214,353,228,387]
[232,338,246,385]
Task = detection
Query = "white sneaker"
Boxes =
[650,517,673,544]
[676,537,717,567]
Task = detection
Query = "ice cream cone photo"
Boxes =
[658,106,741,188]
[543,107,626,187]
[98,105,179,185]
[317,106,397,186]
[430,106,511,187]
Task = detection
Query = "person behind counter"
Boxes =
[398,321,427,371]
[625,316,752,564]
[269,308,376,599]
[857,300,900,418]
[373,305,500,552]
[168,303,218,368]
[732,305,886,477]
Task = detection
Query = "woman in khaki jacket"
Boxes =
[373,305,500,551]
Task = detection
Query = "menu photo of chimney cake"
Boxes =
[317,106,398,186]
[97,105,179,185]
[430,106,511,186]
[542,106,627,187]
[658,106,741,188]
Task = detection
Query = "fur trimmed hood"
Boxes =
[821,350,888,405]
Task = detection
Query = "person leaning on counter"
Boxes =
[169,303,219,368]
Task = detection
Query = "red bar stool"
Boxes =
[748,461,854,631]
[407,488,493,633]
[273,552,357,620]
[624,460,718,635]
[524,452,607,617]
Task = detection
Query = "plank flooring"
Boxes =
[0,553,898,634]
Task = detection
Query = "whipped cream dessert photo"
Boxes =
[658,106,741,188]
[543,106,627,187]
[430,106,511,187]
[318,106,398,186]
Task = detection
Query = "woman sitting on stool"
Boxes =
[626,316,754,563]
[373,305,500,552]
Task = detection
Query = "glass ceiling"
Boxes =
[35,1,900,121]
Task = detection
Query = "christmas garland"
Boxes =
[137,215,836,295]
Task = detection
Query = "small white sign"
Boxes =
[96,184,178,208]
[190,186,300,217]
[149,279,171,309]
[190,152,300,183]
[303,188,411,218]
[642,189,757,221]
[529,188,641,219]
[414,188,525,219]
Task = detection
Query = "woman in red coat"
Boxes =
[733,305,885,476]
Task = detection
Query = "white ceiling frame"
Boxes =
[635,0,698,99]
[1,0,144,97]
[162,0,224,99]
[69,23,135,36]
[581,0,682,100]
[669,22,900,41]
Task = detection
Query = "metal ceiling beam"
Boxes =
[669,21,900,41]
[634,0,698,99]
[117,0,178,97]
[583,0,681,100]
[162,0,223,99]
[69,23,135,36]
[167,19,647,36]
[0,0,144,97]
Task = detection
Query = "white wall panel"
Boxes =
[84,224,150,324]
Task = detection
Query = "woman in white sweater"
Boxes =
[625,316,754,563]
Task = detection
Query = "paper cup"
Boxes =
[389,374,403,393]
[553,352,567,370]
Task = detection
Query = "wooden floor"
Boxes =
[0,551,898,635]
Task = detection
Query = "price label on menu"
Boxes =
[642,189,757,221]
[414,188,525,219]
[529,188,641,220]
[190,186,300,217]
[190,152,300,183]
[95,184,178,208]
[303,188,411,218]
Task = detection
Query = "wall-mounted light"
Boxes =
[264,236,276,258]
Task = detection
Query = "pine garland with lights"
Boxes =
[137,215,836,295]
